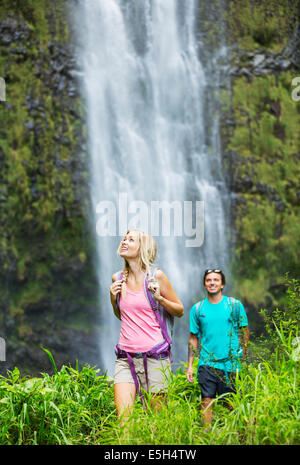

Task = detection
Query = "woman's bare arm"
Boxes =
[110,272,122,320]
[148,269,184,318]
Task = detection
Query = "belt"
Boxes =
[115,342,170,407]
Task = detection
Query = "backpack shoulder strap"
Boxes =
[144,272,172,345]
[117,270,123,280]
[115,270,123,309]
[227,297,240,326]
[196,299,205,316]
[150,266,159,279]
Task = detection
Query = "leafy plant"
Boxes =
[0,353,115,445]
[259,275,300,356]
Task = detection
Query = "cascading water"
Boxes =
[71,0,230,374]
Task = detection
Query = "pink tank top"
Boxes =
[118,285,164,352]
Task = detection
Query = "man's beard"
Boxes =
[207,289,222,296]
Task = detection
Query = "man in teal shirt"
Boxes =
[186,269,250,429]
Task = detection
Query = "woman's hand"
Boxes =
[148,270,184,317]
[110,279,122,301]
[148,277,162,302]
[110,275,122,320]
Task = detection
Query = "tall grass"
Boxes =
[0,278,299,445]
[106,344,299,445]
[108,276,299,445]
[0,363,115,445]
[0,339,298,445]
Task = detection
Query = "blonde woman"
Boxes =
[110,229,184,419]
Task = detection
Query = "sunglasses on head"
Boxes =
[204,269,222,274]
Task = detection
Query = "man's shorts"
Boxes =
[197,364,237,399]
[114,356,170,394]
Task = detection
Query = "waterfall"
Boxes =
[71,0,230,374]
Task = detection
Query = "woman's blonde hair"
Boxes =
[117,229,157,298]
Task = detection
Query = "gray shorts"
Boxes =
[114,357,171,393]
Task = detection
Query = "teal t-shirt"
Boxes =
[189,296,248,372]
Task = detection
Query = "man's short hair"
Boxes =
[203,269,226,286]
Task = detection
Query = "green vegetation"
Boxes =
[226,0,299,51]
[0,0,98,373]
[0,0,299,382]
[226,72,300,308]
[0,362,114,445]
[0,280,298,445]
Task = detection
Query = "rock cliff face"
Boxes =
[222,0,300,330]
[0,0,299,374]
[0,0,101,375]
[196,0,300,332]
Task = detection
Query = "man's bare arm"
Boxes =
[241,326,250,362]
[186,333,199,383]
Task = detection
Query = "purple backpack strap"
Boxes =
[144,274,172,345]
[115,271,173,346]
[115,344,148,408]
[114,270,172,408]
[115,271,123,312]
[127,351,148,407]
